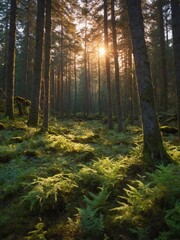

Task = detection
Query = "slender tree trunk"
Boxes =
[22,0,31,98]
[2,13,9,91]
[104,0,113,129]
[50,66,55,115]
[98,51,101,116]
[60,25,64,117]
[158,0,168,113]
[27,0,45,127]
[6,0,17,120]
[128,46,134,123]
[126,0,171,167]
[111,0,122,131]
[42,0,51,131]
[84,20,89,117]
[74,53,77,116]
[171,0,180,141]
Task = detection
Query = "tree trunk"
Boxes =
[22,0,31,98]
[171,0,180,141]
[97,51,101,116]
[5,0,17,120]
[2,12,9,91]
[42,0,51,131]
[158,0,168,114]
[74,53,77,116]
[27,0,45,127]
[104,0,113,129]
[84,16,89,117]
[60,25,64,117]
[126,0,171,167]
[111,0,122,131]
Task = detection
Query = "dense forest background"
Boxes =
[0,0,179,125]
[0,0,180,239]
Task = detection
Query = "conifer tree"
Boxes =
[27,0,45,127]
[6,0,17,119]
[171,0,180,141]
[126,0,171,166]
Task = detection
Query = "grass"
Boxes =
[0,116,179,239]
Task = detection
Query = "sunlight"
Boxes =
[98,47,106,56]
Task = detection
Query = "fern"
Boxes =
[78,187,110,239]
[78,206,104,238]
[25,222,46,240]
[156,201,180,240]
[22,173,77,211]
[84,186,110,210]
[112,163,180,239]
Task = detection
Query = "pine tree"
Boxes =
[5,0,17,119]
[27,0,45,127]
[126,0,172,167]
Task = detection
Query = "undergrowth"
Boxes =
[0,116,179,239]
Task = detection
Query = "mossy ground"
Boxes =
[0,115,179,240]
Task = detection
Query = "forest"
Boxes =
[0,0,180,239]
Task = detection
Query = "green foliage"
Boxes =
[25,222,47,240]
[78,155,140,190]
[22,173,77,211]
[112,163,180,239]
[0,118,179,239]
[0,157,38,200]
[78,206,104,239]
[78,187,110,239]
[84,187,110,210]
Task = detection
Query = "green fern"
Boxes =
[22,173,77,211]
[78,187,110,239]
[25,222,46,240]
[78,206,104,238]
[112,163,180,239]
[84,186,110,210]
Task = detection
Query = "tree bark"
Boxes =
[42,0,51,131]
[22,0,31,99]
[104,0,113,129]
[158,0,168,113]
[171,0,180,141]
[27,0,45,127]
[111,0,123,131]
[6,0,17,120]
[126,0,171,167]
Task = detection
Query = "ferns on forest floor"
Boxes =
[77,187,110,239]
[112,163,180,240]
[0,118,180,240]
[21,173,77,211]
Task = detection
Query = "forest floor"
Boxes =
[0,115,180,240]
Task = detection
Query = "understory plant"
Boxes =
[78,187,110,239]
[112,164,180,239]
[22,173,77,212]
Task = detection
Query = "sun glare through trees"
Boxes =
[98,46,106,56]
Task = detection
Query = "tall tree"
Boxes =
[158,0,168,113]
[21,0,31,98]
[27,0,45,127]
[171,0,180,141]
[5,0,17,119]
[126,0,171,166]
[111,0,122,131]
[42,0,51,131]
[104,0,113,129]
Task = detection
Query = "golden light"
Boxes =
[98,47,106,56]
